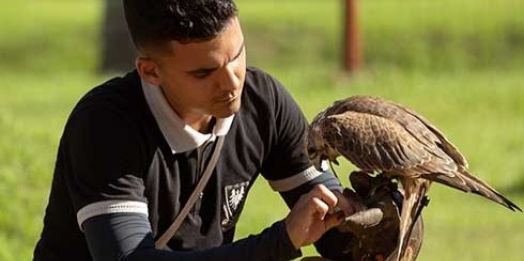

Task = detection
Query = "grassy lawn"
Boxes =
[238,69,524,259]
[1,0,523,260]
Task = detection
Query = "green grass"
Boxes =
[1,0,523,260]
[237,69,524,259]
[238,0,524,71]
[1,1,101,74]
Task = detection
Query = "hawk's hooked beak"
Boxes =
[317,158,340,173]
[312,158,324,172]
[322,154,339,166]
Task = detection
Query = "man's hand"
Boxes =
[333,189,366,217]
[284,185,345,249]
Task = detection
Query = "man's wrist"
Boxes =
[277,220,303,258]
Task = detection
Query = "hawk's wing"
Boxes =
[320,110,458,177]
[315,96,521,211]
[326,96,468,169]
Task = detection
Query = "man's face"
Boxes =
[141,17,246,123]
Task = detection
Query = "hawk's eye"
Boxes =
[307,146,317,157]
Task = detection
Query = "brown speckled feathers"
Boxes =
[307,95,521,261]
[308,95,520,211]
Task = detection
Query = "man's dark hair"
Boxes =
[123,0,238,51]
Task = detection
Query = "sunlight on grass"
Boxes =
[1,1,101,73]
[236,70,524,260]
[1,0,523,260]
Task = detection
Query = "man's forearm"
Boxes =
[84,213,300,261]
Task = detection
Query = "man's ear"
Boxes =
[136,57,161,86]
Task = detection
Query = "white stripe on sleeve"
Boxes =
[268,166,323,192]
[77,200,148,230]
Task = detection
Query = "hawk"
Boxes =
[306,95,521,261]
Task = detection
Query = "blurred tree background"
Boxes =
[1,0,523,260]
[100,0,135,72]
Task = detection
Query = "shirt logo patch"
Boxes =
[222,181,249,229]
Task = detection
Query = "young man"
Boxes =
[33,1,356,260]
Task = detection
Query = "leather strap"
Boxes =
[155,136,225,249]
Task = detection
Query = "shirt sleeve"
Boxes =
[83,212,301,261]
[257,71,314,190]
[248,70,353,260]
[62,102,149,229]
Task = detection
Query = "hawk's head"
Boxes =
[306,122,340,171]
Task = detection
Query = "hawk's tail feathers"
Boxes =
[427,170,522,212]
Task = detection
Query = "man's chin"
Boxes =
[214,112,234,119]
[214,105,240,118]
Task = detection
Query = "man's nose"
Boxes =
[218,65,240,91]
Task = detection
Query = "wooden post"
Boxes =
[343,0,362,73]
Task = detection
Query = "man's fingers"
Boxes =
[312,197,330,220]
[310,185,338,214]
[324,212,345,230]
[335,189,366,217]
[284,185,347,248]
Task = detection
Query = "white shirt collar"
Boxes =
[141,79,234,154]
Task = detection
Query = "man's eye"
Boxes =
[194,71,211,79]
[191,69,214,79]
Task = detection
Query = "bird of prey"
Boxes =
[306,95,522,261]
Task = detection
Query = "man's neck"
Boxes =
[187,115,215,134]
